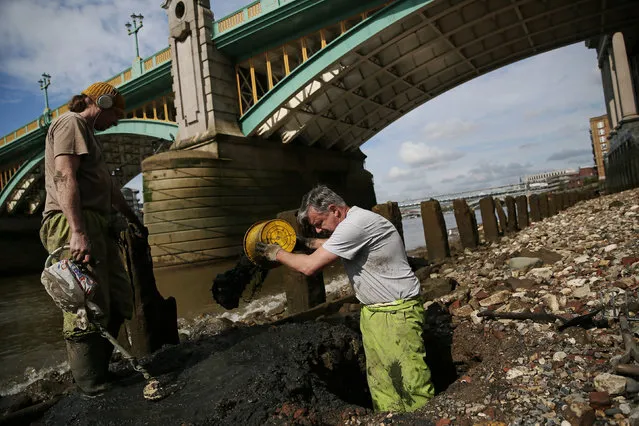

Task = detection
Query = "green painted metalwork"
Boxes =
[98,119,177,141]
[0,150,45,212]
[238,0,431,135]
[214,0,388,60]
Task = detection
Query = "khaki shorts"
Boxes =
[40,211,133,339]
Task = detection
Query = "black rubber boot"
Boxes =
[65,334,110,397]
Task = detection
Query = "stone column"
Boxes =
[529,194,541,222]
[611,33,639,122]
[453,198,479,249]
[479,197,499,242]
[372,201,404,243]
[515,195,529,228]
[163,0,243,150]
[420,200,450,260]
[609,52,623,129]
[504,196,518,232]
[277,209,326,314]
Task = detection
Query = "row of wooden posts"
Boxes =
[271,188,598,315]
[374,188,599,261]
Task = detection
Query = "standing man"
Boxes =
[40,82,144,396]
[256,185,434,412]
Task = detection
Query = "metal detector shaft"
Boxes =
[94,322,154,381]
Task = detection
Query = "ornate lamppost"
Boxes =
[38,73,52,128]
[125,14,144,59]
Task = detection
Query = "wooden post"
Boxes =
[420,200,450,260]
[372,201,404,243]
[538,193,549,219]
[453,198,479,249]
[494,198,508,235]
[547,193,557,216]
[529,194,541,222]
[479,197,499,242]
[515,195,529,228]
[504,196,518,232]
[276,210,326,314]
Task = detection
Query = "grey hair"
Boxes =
[297,185,346,225]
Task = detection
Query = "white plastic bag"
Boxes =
[40,246,102,330]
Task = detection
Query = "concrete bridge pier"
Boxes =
[142,137,375,266]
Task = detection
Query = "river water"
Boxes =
[0,210,481,394]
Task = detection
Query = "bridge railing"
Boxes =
[214,0,297,35]
[0,47,172,149]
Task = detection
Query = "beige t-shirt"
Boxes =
[43,112,112,218]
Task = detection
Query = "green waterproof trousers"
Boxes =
[360,298,435,412]
[40,211,133,339]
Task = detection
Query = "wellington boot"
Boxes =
[65,334,110,397]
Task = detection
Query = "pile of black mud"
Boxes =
[39,322,371,426]
[211,255,269,309]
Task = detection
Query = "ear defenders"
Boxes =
[96,94,115,110]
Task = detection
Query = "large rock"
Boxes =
[594,373,627,395]
[517,248,563,265]
[507,257,543,271]
[421,278,456,301]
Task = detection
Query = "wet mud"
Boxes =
[34,322,373,426]
[1,298,463,426]
[211,255,269,310]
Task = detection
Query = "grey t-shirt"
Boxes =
[322,206,420,305]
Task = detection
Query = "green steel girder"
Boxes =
[0,130,45,168]
[238,0,431,136]
[98,119,178,141]
[214,0,389,61]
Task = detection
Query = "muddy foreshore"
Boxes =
[1,188,638,426]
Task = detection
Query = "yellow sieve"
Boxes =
[243,219,296,266]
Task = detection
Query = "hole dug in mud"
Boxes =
[310,341,372,408]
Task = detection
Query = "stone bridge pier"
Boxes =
[144,0,376,266]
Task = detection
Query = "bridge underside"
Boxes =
[250,0,638,151]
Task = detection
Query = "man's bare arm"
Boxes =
[53,154,90,263]
[275,246,338,276]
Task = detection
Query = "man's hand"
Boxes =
[255,242,282,261]
[70,230,91,264]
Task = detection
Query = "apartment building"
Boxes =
[588,114,611,180]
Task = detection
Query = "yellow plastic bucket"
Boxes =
[243,219,296,266]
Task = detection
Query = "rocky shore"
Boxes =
[1,188,637,426]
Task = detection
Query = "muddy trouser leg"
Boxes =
[103,233,134,362]
[40,212,132,394]
[360,299,435,412]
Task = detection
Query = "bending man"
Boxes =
[256,185,434,412]
[40,82,144,396]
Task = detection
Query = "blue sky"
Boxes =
[0,0,606,202]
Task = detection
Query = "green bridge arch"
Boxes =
[0,119,177,214]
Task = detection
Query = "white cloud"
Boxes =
[388,166,412,180]
[398,141,462,167]
[0,0,247,100]
[422,118,478,141]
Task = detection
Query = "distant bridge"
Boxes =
[398,182,548,210]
